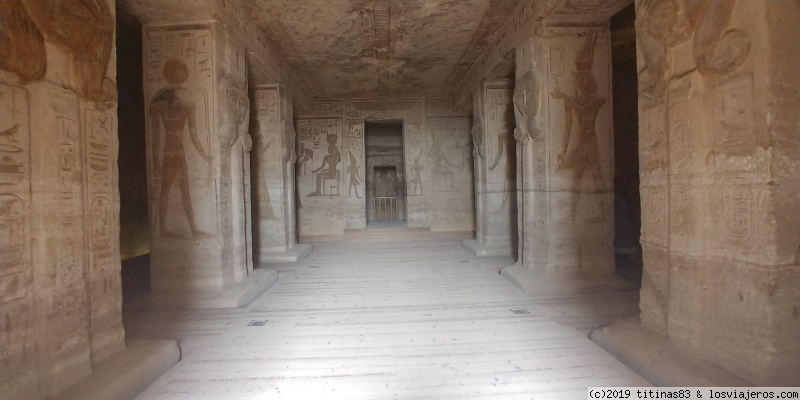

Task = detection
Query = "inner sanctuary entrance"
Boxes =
[365,120,406,225]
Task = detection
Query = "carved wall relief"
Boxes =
[345,120,364,199]
[512,70,540,145]
[712,73,754,157]
[0,83,34,386]
[548,31,608,223]
[0,1,46,82]
[22,0,114,102]
[296,119,342,197]
[693,1,751,77]
[405,120,425,197]
[145,27,216,238]
[427,117,472,193]
[486,88,515,186]
[254,89,279,221]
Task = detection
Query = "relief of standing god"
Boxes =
[549,32,607,222]
[150,58,212,237]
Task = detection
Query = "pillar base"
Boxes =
[55,339,180,400]
[590,318,752,386]
[124,269,278,310]
[461,238,514,257]
[257,243,313,264]
[499,262,638,297]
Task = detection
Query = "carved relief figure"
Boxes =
[513,70,541,144]
[489,106,516,209]
[308,134,341,197]
[23,0,115,102]
[258,137,278,220]
[408,150,424,196]
[296,142,314,176]
[0,1,46,82]
[693,0,751,76]
[549,32,607,222]
[471,117,484,160]
[347,150,363,198]
[429,128,457,189]
[149,59,212,237]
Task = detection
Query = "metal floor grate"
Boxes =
[510,308,530,315]
[247,320,267,326]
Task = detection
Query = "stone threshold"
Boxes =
[590,318,752,386]
[53,339,180,400]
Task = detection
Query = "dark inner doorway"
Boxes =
[611,3,643,283]
[365,121,406,226]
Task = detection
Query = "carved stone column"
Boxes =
[527,26,615,273]
[138,22,275,308]
[463,79,517,257]
[252,84,311,263]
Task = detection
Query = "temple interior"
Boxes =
[1,0,798,399]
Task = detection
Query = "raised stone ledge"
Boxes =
[54,340,180,400]
[124,269,278,310]
[461,238,514,257]
[590,318,753,386]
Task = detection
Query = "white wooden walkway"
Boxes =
[127,239,647,399]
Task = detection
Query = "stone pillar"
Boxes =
[252,84,311,263]
[522,26,615,274]
[141,22,274,307]
[634,0,800,385]
[463,79,517,257]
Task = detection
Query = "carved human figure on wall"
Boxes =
[408,149,424,196]
[149,59,212,237]
[347,150,362,198]
[489,106,516,209]
[429,129,457,187]
[513,70,540,145]
[550,32,607,222]
[308,134,341,196]
[471,117,485,160]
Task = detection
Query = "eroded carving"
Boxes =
[549,32,607,222]
[23,0,114,102]
[149,59,213,237]
[0,1,46,82]
[693,1,751,77]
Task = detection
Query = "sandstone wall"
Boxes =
[635,0,800,385]
[0,1,125,398]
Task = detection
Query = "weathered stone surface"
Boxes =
[0,1,124,398]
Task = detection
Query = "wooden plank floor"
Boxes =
[127,239,647,399]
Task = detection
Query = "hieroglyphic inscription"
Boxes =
[641,103,667,172]
[721,185,752,247]
[643,186,668,247]
[713,73,754,156]
[1,84,33,381]
[146,29,212,84]
[669,77,691,179]
[313,99,343,116]
[57,115,84,286]
[254,88,279,220]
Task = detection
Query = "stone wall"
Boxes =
[296,97,475,238]
[0,0,125,398]
[635,0,800,385]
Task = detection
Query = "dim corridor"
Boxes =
[124,239,647,399]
